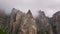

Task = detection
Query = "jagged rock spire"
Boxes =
[26,10,33,18]
[20,10,37,34]
[52,11,60,34]
[35,10,53,34]
[53,11,60,21]
[38,10,46,18]
[10,8,24,34]
[26,10,32,15]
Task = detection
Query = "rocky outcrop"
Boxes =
[20,10,37,34]
[52,11,60,34]
[1,8,60,34]
[35,10,53,34]
[2,7,60,34]
[9,8,24,34]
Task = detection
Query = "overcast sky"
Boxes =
[0,0,60,17]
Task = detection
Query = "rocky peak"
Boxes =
[52,11,60,22]
[26,10,32,15]
[10,8,25,34]
[38,10,45,16]
[20,10,37,34]
[12,8,18,13]
[10,8,18,22]
[38,10,46,19]
[10,8,23,22]
[26,10,33,18]
[35,10,53,34]
[51,11,60,34]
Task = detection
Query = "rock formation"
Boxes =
[35,10,53,34]
[52,11,60,34]
[9,8,24,34]
[20,10,37,34]
[1,8,60,34]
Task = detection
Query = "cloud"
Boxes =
[0,0,60,17]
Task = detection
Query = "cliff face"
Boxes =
[1,8,60,34]
[35,10,53,34]
[51,11,60,34]
[9,10,60,34]
[9,8,24,34]
[20,10,37,34]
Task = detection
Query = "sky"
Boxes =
[0,0,60,17]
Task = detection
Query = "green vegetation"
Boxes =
[45,30,49,34]
[0,29,7,34]
[0,15,10,34]
[40,28,49,34]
